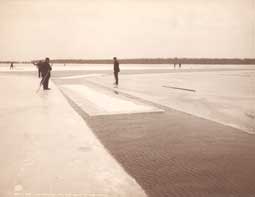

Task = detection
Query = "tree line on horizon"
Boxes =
[0,58,255,65]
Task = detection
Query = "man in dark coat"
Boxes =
[113,57,120,87]
[39,57,52,90]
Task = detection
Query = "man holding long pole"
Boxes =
[39,57,52,90]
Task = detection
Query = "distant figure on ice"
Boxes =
[33,60,43,78]
[10,62,14,70]
[39,57,52,90]
[174,57,181,69]
[113,57,120,88]
[174,57,177,69]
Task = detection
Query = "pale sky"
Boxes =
[0,0,254,61]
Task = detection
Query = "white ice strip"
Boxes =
[55,74,104,79]
[61,85,163,116]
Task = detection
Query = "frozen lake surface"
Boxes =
[0,63,255,72]
[1,64,255,133]
[80,68,255,134]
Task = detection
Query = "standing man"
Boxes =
[39,57,52,90]
[174,57,178,69]
[33,60,43,78]
[113,57,120,87]
[10,62,14,70]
